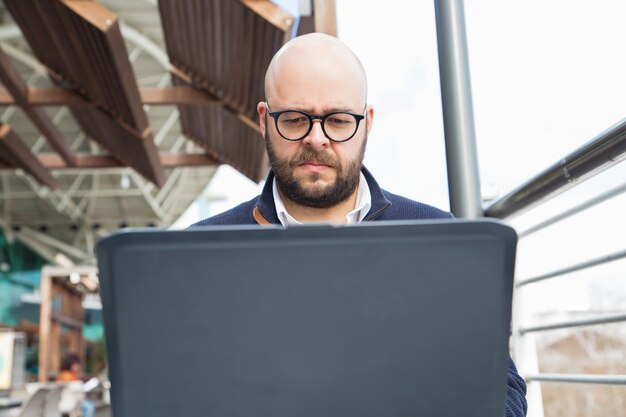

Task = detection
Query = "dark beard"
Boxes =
[265,132,366,209]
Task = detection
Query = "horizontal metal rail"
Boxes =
[519,312,626,334]
[519,181,626,238]
[526,373,626,385]
[484,117,626,219]
[516,248,626,287]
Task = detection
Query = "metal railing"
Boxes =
[433,1,626,414]
[484,118,626,415]
[485,118,626,219]
[526,374,626,386]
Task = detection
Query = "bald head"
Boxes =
[264,33,368,108]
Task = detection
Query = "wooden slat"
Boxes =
[159,153,220,167]
[313,0,337,36]
[101,15,150,130]
[158,0,288,182]
[141,87,219,105]
[61,0,116,31]
[0,124,58,189]
[0,87,219,106]
[240,0,295,32]
[0,46,76,166]
[27,87,88,106]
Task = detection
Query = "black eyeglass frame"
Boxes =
[265,102,366,142]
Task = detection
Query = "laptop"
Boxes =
[96,219,517,417]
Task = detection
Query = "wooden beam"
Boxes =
[0,87,221,106]
[141,87,219,106]
[313,0,337,36]
[159,153,220,167]
[28,87,91,106]
[0,46,76,166]
[0,124,59,189]
[0,84,262,134]
[0,152,220,169]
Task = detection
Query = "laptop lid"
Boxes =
[96,219,517,417]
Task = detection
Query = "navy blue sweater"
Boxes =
[193,167,528,416]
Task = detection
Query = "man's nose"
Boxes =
[303,119,329,148]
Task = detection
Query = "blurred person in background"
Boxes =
[56,353,96,417]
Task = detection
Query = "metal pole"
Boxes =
[526,374,626,386]
[520,312,626,334]
[434,0,483,218]
[517,247,626,287]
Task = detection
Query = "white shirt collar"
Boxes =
[273,172,372,226]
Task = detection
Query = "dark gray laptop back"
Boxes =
[97,220,517,417]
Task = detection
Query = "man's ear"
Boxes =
[257,101,267,139]
[365,104,375,136]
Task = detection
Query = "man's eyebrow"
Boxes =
[288,106,357,113]
[326,107,356,113]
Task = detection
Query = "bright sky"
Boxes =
[173,1,626,312]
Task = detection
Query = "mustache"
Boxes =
[290,148,338,168]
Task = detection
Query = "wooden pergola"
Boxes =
[0,0,336,265]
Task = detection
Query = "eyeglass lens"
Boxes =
[276,111,358,141]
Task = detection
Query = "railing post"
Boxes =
[434,0,483,218]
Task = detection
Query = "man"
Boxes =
[193,33,527,416]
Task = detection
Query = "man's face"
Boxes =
[258,47,374,208]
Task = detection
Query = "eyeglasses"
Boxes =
[265,102,366,142]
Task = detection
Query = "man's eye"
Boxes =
[283,117,306,124]
[327,116,353,125]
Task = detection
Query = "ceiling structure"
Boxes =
[0,0,336,266]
